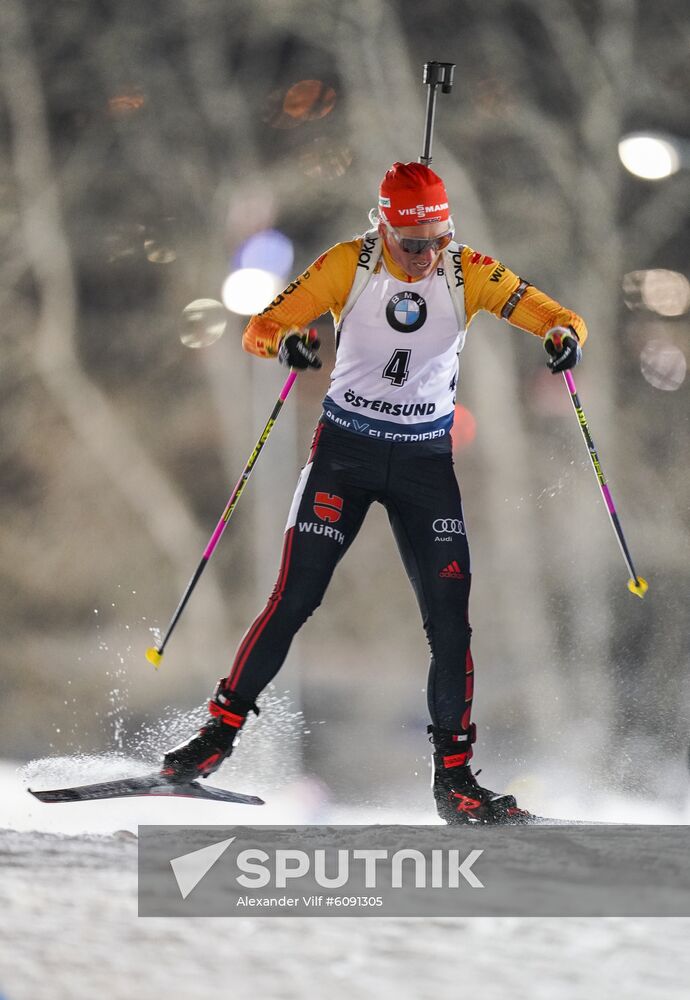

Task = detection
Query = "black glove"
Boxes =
[278,331,322,370]
[544,326,582,374]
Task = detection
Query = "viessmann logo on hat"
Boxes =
[397,202,449,219]
[378,161,450,227]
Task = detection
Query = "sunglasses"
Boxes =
[384,221,455,255]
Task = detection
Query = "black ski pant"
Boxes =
[224,420,474,732]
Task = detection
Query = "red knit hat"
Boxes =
[378,162,450,226]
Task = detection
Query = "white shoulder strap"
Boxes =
[336,230,383,333]
[441,240,467,332]
[337,234,467,337]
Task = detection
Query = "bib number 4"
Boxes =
[382,348,411,387]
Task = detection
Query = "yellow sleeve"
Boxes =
[462,246,588,345]
[242,240,360,357]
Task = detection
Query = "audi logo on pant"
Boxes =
[432,518,465,534]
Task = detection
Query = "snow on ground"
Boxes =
[1,758,690,1000]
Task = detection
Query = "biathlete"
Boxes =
[161,161,587,824]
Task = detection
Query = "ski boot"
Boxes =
[160,682,258,783]
[429,724,532,825]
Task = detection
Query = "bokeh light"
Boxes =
[299,136,353,179]
[618,133,681,180]
[108,92,145,117]
[144,219,178,264]
[179,299,227,349]
[221,268,282,315]
[450,403,477,451]
[639,340,687,390]
[263,80,337,129]
[284,80,336,121]
[623,269,690,316]
[144,239,176,264]
[233,229,294,278]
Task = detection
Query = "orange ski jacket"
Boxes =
[242,237,587,357]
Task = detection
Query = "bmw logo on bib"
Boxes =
[386,291,427,333]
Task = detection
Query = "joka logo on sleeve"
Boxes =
[314,492,343,523]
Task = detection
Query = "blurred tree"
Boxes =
[0,0,687,805]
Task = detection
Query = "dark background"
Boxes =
[0,0,688,814]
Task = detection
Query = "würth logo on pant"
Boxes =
[314,492,343,523]
[439,561,465,580]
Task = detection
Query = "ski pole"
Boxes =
[419,61,455,166]
[561,369,648,598]
[145,346,309,668]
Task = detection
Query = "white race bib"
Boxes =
[323,260,466,443]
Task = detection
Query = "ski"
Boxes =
[507,815,607,826]
[456,814,608,826]
[28,772,265,806]
[27,776,600,823]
